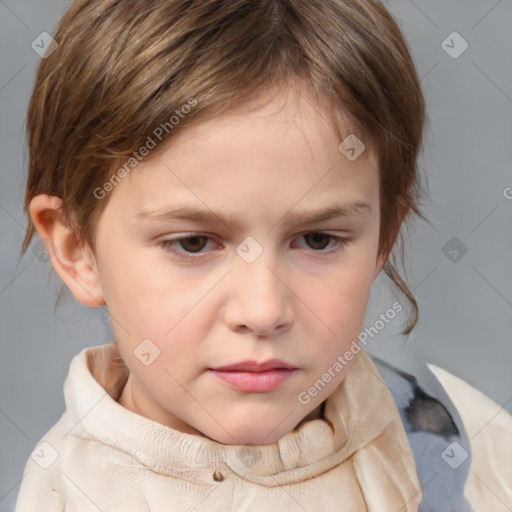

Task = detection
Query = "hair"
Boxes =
[20,0,430,335]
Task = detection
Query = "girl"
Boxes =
[15,1,511,510]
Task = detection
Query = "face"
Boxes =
[90,87,385,445]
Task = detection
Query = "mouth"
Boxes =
[209,359,298,393]
[210,359,297,372]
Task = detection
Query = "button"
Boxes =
[212,470,225,482]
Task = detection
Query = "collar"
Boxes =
[63,342,422,507]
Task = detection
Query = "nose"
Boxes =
[224,248,294,337]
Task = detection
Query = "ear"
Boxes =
[29,194,105,307]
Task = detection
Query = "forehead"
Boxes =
[102,87,379,228]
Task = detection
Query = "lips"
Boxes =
[209,359,298,392]
[210,359,297,372]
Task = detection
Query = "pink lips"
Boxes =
[209,359,297,392]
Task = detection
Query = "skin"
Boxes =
[29,87,398,446]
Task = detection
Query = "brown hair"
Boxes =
[20,0,430,335]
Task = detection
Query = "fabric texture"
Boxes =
[15,342,512,511]
[428,364,512,511]
[371,356,473,512]
[15,342,423,512]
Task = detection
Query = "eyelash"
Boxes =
[158,232,349,262]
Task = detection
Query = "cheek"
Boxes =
[97,241,173,318]
[303,261,374,327]
[100,258,211,365]
[294,263,375,373]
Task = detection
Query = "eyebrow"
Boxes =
[135,201,371,229]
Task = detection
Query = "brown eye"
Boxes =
[303,232,332,250]
[159,234,214,258]
[176,235,209,253]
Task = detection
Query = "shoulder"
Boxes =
[429,364,512,511]
[371,351,512,512]
[14,344,105,512]
[14,410,71,512]
[370,354,473,512]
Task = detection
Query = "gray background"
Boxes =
[1,0,511,510]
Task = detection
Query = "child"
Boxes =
[15,0,511,511]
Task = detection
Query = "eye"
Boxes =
[159,234,213,258]
[158,232,349,261]
[297,232,343,251]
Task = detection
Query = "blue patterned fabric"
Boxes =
[370,355,473,512]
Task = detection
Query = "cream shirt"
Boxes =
[14,343,512,511]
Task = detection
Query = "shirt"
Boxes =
[14,342,512,511]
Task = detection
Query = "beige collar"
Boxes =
[65,343,422,510]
